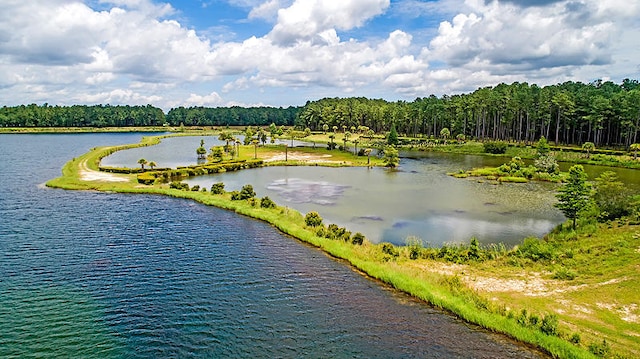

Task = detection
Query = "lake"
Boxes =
[0,133,547,357]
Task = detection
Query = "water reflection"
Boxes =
[266,178,350,205]
[186,164,565,246]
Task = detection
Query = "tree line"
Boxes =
[296,79,640,148]
[0,104,300,128]
[2,79,639,148]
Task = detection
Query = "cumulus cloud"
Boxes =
[1,0,638,109]
[427,0,632,71]
[185,91,225,106]
[268,0,390,45]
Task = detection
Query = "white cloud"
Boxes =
[0,0,638,110]
[185,91,225,106]
[268,0,390,45]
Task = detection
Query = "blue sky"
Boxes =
[1,0,638,111]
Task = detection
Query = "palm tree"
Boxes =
[322,123,329,134]
[631,143,640,159]
[343,131,351,151]
[148,161,157,170]
[364,148,372,166]
[440,127,450,144]
[252,139,259,159]
[138,158,147,170]
[582,142,595,158]
[218,131,235,153]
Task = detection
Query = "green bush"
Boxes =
[260,196,276,209]
[190,185,200,191]
[381,242,399,258]
[305,211,323,227]
[553,267,577,280]
[588,339,611,357]
[169,181,189,190]
[351,232,365,245]
[514,237,557,262]
[540,313,559,336]
[483,141,508,154]
[232,184,256,200]
[210,182,225,194]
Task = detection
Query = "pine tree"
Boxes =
[555,165,591,230]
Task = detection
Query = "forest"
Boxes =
[2,79,639,148]
[296,79,640,148]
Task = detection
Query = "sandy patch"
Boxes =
[264,153,337,163]
[79,160,130,182]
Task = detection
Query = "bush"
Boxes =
[381,242,399,258]
[483,141,507,154]
[238,184,256,200]
[351,232,365,245]
[535,154,559,174]
[260,196,276,209]
[514,237,557,262]
[210,182,225,194]
[589,339,611,357]
[169,181,189,190]
[190,185,200,191]
[406,236,424,259]
[540,313,559,336]
[553,267,577,280]
[305,211,323,227]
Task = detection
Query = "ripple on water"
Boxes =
[0,134,548,358]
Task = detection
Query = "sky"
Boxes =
[1,0,639,111]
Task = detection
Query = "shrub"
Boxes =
[305,211,323,227]
[260,196,276,209]
[169,181,189,190]
[190,185,200,191]
[483,141,507,154]
[570,333,581,345]
[540,313,559,336]
[381,242,399,258]
[588,339,610,357]
[553,267,577,280]
[406,236,424,260]
[235,184,256,200]
[351,232,365,245]
[210,182,225,194]
[534,154,559,174]
[515,237,557,262]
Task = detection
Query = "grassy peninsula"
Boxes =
[46,133,639,359]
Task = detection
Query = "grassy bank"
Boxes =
[46,135,639,358]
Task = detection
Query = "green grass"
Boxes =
[45,134,640,358]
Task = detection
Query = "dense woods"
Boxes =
[164,106,299,126]
[296,79,640,148]
[2,79,639,147]
[0,104,166,127]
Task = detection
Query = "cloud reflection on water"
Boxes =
[266,178,350,206]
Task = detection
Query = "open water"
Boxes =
[0,133,547,358]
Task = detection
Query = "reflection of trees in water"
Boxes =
[266,178,350,205]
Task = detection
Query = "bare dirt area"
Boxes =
[264,153,337,163]
[78,159,130,182]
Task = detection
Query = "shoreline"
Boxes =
[46,134,636,358]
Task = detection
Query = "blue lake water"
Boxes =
[0,133,547,358]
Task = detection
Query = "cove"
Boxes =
[0,133,551,357]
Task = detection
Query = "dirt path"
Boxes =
[78,159,130,182]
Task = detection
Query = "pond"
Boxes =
[186,154,565,246]
[103,135,640,246]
